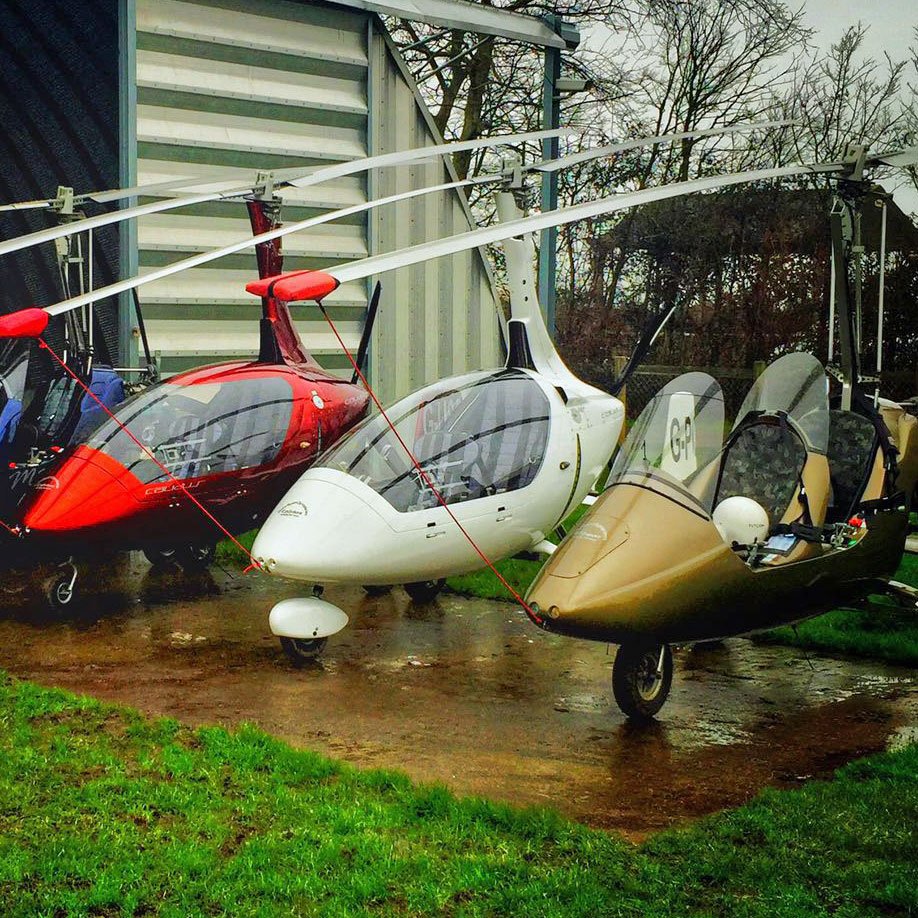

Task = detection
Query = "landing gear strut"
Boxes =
[612,642,673,721]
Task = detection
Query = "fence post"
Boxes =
[613,356,629,441]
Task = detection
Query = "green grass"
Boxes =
[0,673,915,917]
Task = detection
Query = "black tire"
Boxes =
[46,575,75,611]
[143,546,179,569]
[612,643,673,721]
[279,636,328,666]
[180,543,216,570]
[404,579,445,603]
[143,543,215,571]
[362,584,392,597]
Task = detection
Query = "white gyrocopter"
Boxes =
[247,139,918,662]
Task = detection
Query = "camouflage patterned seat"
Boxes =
[715,422,807,527]
[825,409,878,522]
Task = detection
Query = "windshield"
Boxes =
[734,352,828,453]
[320,369,551,512]
[0,342,29,449]
[608,372,724,512]
[88,376,293,484]
[0,342,29,402]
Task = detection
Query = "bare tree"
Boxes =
[628,0,812,182]
[778,24,910,168]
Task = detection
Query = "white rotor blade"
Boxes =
[329,162,842,285]
[0,127,577,256]
[41,158,842,318]
[869,145,918,169]
[41,174,493,317]
[30,126,792,317]
[535,119,796,173]
[0,119,791,225]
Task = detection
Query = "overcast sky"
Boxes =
[584,2,917,213]
[804,0,917,212]
[803,0,916,60]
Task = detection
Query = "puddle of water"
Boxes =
[0,552,913,836]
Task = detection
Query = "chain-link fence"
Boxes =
[576,359,918,423]
[575,360,758,422]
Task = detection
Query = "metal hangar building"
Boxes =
[0,0,564,401]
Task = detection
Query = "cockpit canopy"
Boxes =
[609,354,832,529]
[608,372,725,513]
[319,369,551,513]
[733,352,829,454]
[89,376,294,484]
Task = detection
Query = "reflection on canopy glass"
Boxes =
[89,377,294,484]
[734,352,829,453]
[609,372,725,511]
[320,370,551,512]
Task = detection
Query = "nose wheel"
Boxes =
[612,642,673,721]
[45,560,78,612]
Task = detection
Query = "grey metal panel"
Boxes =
[137,0,368,65]
[367,19,500,403]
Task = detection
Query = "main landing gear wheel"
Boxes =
[362,585,392,597]
[143,546,178,568]
[45,562,78,612]
[279,636,328,667]
[612,642,673,721]
[180,543,216,570]
[404,579,445,602]
[143,543,216,570]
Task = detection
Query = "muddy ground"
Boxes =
[0,556,914,839]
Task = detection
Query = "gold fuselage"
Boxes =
[527,482,908,645]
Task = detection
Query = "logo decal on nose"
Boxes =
[279,501,307,519]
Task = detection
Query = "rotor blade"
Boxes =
[0,120,789,212]
[5,122,799,299]
[868,145,918,169]
[39,174,495,317]
[326,163,842,285]
[0,200,60,214]
[0,127,577,247]
[534,119,797,173]
[40,159,843,319]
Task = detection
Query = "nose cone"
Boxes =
[23,446,142,534]
[253,468,398,583]
[527,485,737,643]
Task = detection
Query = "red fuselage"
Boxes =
[20,360,369,552]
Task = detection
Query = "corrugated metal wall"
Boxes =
[134,0,500,399]
[135,0,370,374]
[366,24,501,400]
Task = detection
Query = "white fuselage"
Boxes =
[252,371,622,584]
[253,191,623,585]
